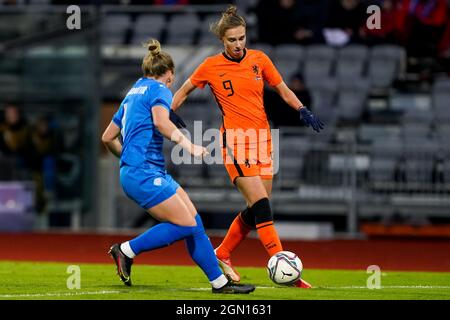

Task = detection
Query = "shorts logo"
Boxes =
[153,178,162,186]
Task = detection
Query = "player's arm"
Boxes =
[171,79,197,112]
[152,105,207,157]
[102,121,122,158]
[273,81,304,112]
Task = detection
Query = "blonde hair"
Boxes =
[210,5,246,39]
[141,39,174,77]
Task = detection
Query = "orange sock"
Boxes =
[216,213,252,260]
[256,221,283,257]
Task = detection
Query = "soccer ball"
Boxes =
[267,251,303,285]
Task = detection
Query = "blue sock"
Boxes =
[129,221,197,255]
[185,214,223,282]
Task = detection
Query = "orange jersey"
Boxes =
[190,49,283,145]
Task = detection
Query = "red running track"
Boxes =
[1,232,450,272]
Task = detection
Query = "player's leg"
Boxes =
[173,187,227,286]
[235,176,284,257]
[215,175,273,264]
[260,178,312,288]
[262,178,273,198]
[175,184,255,293]
[213,144,256,281]
[110,192,196,286]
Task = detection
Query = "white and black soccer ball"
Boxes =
[267,251,303,285]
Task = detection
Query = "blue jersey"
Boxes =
[112,77,172,169]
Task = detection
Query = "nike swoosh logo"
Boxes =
[219,73,226,77]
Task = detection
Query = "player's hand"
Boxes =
[169,110,186,129]
[299,106,324,133]
[190,144,209,158]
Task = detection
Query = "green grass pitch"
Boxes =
[0,261,449,300]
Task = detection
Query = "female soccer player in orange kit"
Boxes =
[171,6,323,288]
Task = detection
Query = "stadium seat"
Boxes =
[336,79,370,122]
[436,124,450,141]
[404,159,434,185]
[358,124,401,144]
[165,14,201,45]
[432,79,450,124]
[369,138,405,188]
[131,14,166,45]
[198,14,220,45]
[251,43,274,57]
[307,78,338,126]
[101,14,132,45]
[273,44,304,80]
[279,157,303,188]
[432,78,450,91]
[336,44,368,83]
[444,162,450,184]
[280,136,312,157]
[303,45,336,86]
[205,163,229,187]
[369,157,398,185]
[368,45,406,90]
[401,107,434,125]
[401,123,430,139]
[371,139,404,159]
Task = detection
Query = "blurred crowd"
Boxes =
[0,105,58,213]
[0,0,228,5]
[1,0,448,59]
[255,0,450,59]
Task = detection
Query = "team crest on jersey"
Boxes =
[252,64,262,81]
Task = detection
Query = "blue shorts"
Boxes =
[120,165,180,210]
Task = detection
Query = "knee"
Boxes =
[249,197,273,225]
[177,215,197,227]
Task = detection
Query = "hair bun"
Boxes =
[225,5,237,16]
[143,38,161,56]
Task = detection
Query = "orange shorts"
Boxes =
[221,139,273,183]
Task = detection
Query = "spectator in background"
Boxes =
[29,115,58,213]
[264,73,312,127]
[0,104,30,171]
[0,0,24,5]
[294,0,331,44]
[438,19,450,60]
[402,0,448,57]
[255,0,302,45]
[360,0,408,45]
[324,0,367,46]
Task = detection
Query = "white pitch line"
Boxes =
[3,285,450,298]
[318,285,450,289]
[190,285,450,291]
[0,290,122,298]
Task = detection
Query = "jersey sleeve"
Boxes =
[261,52,283,87]
[150,85,172,112]
[112,103,124,129]
[190,60,209,89]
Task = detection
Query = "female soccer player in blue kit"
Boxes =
[101,39,255,294]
